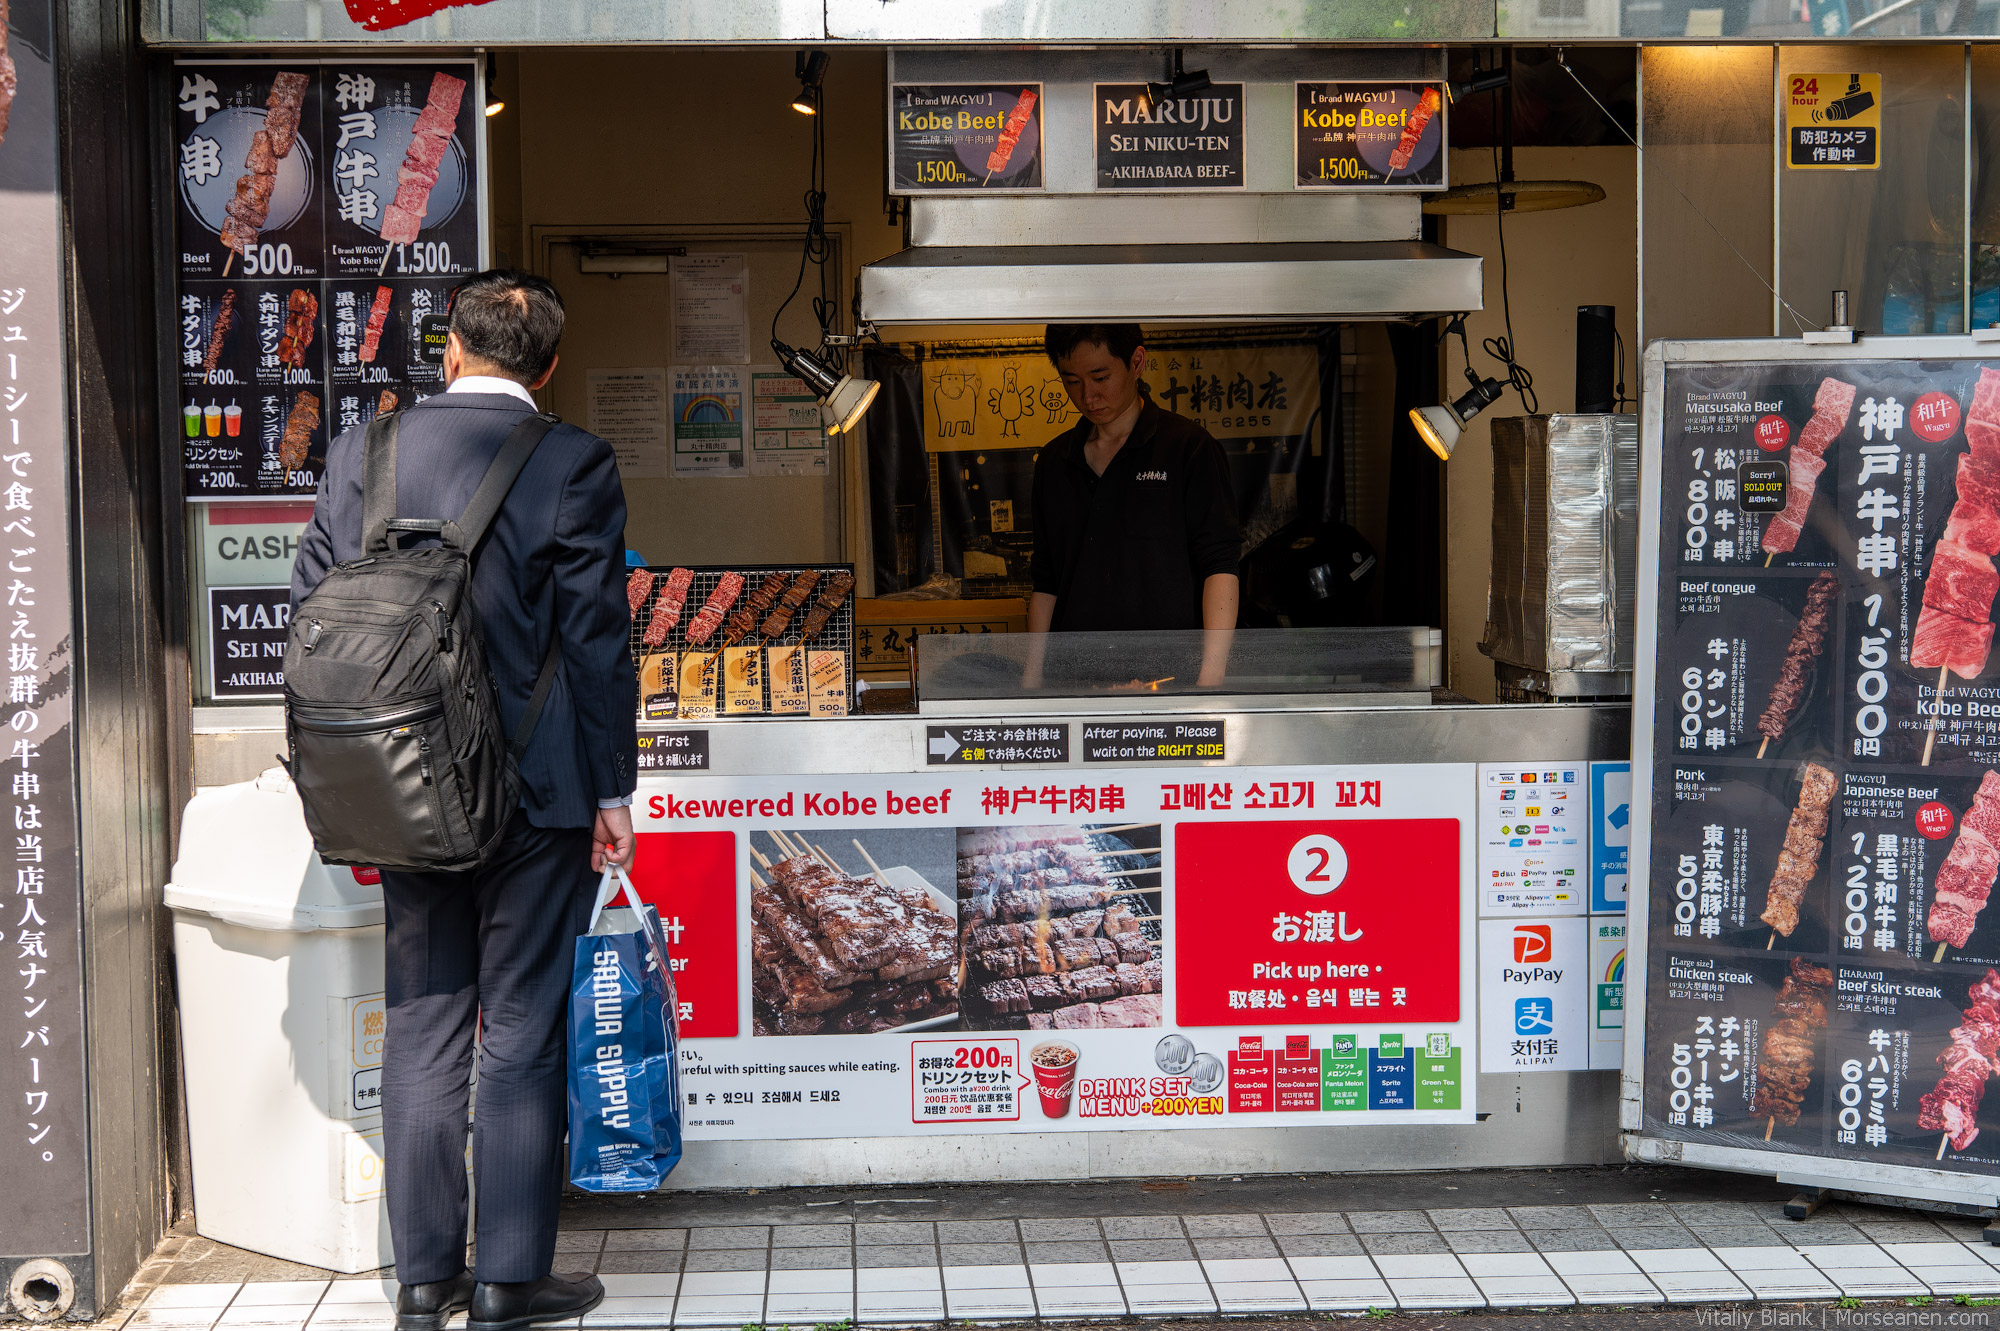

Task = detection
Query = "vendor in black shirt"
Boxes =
[1028,323,1240,686]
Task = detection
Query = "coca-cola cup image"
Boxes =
[1030,1041,1080,1117]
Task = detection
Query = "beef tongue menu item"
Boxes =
[202,290,239,375]
[1758,762,1835,938]
[1756,571,1838,753]
[1748,957,1834,1131]
[1761,376,1856,558]
[1919,969,2000,1153]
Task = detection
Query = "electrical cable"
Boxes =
[1485,140,1538,415]
[1613,326,1634,410]
[1553,48,1822,334]
[772,79,835,357]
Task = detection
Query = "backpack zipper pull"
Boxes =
[304,621,323,652]
[431,601,452,651]
[418,734,434,785]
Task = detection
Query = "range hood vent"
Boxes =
[857,241,1484,326]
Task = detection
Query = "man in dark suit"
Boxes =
[292,270,634,1331]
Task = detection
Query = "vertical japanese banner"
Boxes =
[0,0,91,1258]
[170,60,479,504]
[1641,352,2000,1176]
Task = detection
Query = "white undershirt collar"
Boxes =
[446,374,539,409]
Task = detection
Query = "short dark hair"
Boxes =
[449,269,565,382]
[1044,323,1146,367]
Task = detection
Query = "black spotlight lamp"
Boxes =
[483,53,504,117]
[792,50,830,115]
[773,339,879,436]
[1145,48,1211,108]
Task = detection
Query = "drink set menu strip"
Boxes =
[171,61,480,501]
[1639,353,2000,1177]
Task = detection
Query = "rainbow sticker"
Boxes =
[678,394,737,424]
[1602,948,1626,984]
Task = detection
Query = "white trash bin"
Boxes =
[165,767,394,1274]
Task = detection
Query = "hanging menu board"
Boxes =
[1294,81,1446,190]
[889,84,1044,193]
[1093,83,1245,190]
[1635,341,2000,1197]
[171,60,481,501]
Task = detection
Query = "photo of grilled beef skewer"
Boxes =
[375,389,398,417]
[375,71,465,274]
[275,288,317,369]
[276,391,319,473]
[220,72,309,273]
[202,290,239,378]
[1761,376,1855,563]
[1756,572,1838,758]
[1759,762,1836,946]
[759,569,823,639]
[1749,957,1834,1138]
[723,571,789,646]
[1917,367,2000,764]
[1920,968,2000,1157]
[358,286,394,364]
[1928,770,2000,961]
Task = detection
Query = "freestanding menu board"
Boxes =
[1631,336,2000,1210]
[169,60,482,502]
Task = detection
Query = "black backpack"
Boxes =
[283,409,562,871]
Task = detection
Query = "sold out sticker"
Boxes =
[1917,801,1956,839]
[1911,391,1961,443]
[1754,415,1791,452]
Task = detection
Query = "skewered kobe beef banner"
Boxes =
[623,763,1475,1138]
[170,60,480,501]
[1639,348,2000,1182]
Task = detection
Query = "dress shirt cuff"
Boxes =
[597,795,634,809]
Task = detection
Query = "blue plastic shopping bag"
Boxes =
[568,864,683,1192]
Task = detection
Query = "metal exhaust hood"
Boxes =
[858,240,1483,326]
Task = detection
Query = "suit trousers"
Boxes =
[379,810,597,1285]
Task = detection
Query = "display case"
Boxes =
[909,626,1442,715]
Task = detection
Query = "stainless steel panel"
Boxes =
[858,242,1484,325]
[663,1073,1620,1189]
[908,195,1421,247]
[845,2,1495,42]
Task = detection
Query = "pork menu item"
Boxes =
[276,288,317,369]
[1756,572,1838,747]
[641,566,695,647]
[277,391,319,472]
[221,73,310,259]
[376,389,398,416]
[1748,957,1834,1128]
[378,72,465,248]
[626,569,657,619]
[1915,368,2000,681]
[1929,770,2000,951]
[358,286,394,364]
[0,0,15,149]
[683,571,745,646]
[985,90,1038,179]
[201,290,239,375]
[1758,761,1836,937]
[1761,376,1857,557]
[1919,969,2000,1152]
[724,571,789,646]
[1387,87,1441,173]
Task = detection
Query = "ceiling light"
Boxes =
[792,50,829,115]
[1145,47,1211,108]
[483,53,504,117]
[773,340,879,436]
[1408,378,1505,461]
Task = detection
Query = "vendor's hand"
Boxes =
[592,805,636,872]
[1196,665,1228,688]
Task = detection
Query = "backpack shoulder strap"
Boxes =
[513,637,563,761]
[360,410,401,555]
[445,411,562,552]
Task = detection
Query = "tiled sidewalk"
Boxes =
[110,1199,2000,1328]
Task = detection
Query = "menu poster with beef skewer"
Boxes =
[171,60,480,502]
[629,762,1476,1140]
[889,84,1044,193]
[1639,347,2000,1185]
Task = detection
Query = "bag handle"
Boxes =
[588,862,642,935]
[359,408,562,556]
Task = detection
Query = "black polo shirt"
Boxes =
[1030,401,1241,632]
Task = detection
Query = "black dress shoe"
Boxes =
[396,1272,475,1331]
[469,1273,604,1331]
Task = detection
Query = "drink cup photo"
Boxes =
[1029,1040,1080,1118]
[204,404,222,438]
[183,405,201,439]
[224,405,242,437]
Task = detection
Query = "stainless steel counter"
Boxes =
[188,699,1634,1184]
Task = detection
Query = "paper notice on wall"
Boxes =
[750,368,829,476]
[587,368,669,478]
[670,365,748,478]
[670,253,749,364]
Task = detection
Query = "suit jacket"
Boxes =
[291,391,637,828]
